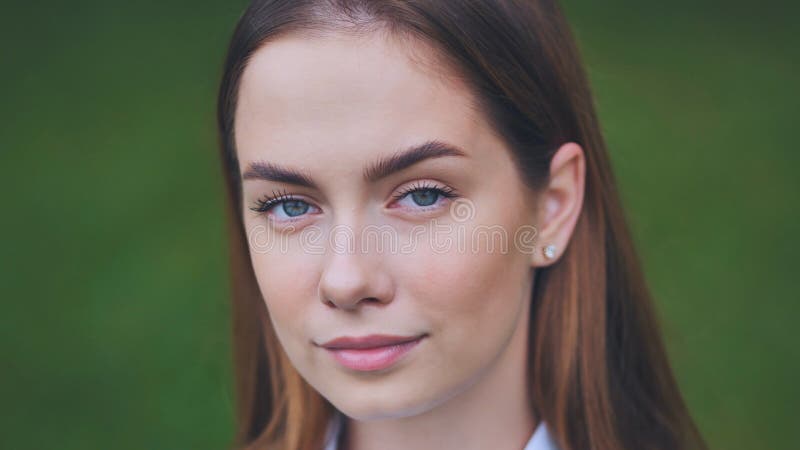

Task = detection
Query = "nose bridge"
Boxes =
[318,216,394,310]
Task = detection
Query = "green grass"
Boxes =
[1,0,796,448]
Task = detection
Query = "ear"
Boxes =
[530,142,586,267]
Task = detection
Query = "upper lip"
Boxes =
[318,333,426,350]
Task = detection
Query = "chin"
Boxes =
[325,382,442,421]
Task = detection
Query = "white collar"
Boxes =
[322,411,560,450]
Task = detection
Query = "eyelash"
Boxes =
[390,181,458,204]
[250,188,299,214]
[249,182,459,216]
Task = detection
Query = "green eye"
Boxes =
[410,189,439,206]
[250,189,319,222]
[393,182,459,209]
[282,200,310,217]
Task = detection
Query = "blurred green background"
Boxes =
[1,0,796,448]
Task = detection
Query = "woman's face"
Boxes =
[235,32,542,420]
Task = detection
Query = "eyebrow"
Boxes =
[241,139,467,188]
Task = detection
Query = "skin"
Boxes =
[235,30,585,450]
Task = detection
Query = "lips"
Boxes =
[319,333,426,350]
[317,333,427,371]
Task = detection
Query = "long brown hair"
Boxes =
[216,1,707,449]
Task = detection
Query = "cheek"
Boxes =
[399,229,528,362]
[247,237,319,335]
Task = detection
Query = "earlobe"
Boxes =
[543,244,557,260]
[528,242,559,267]
[529,142,586,268]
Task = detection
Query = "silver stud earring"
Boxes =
[543,244,557,260]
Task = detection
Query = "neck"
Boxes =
[340,292,536,450]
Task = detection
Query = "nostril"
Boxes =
[324,296,383,309]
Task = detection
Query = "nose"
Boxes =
[318,241,394,311]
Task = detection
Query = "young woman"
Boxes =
[216,1,708,449]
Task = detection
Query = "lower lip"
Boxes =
[325,336,425,372]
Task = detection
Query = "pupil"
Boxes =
[283,200,309,217]
[411,189,438,206]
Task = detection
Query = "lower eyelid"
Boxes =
[259,189,455,222]
[392,196,454,214]
[271,202,320,218]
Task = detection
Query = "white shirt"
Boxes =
[322,410,560,450]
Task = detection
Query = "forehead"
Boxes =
[234,32,490,171]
